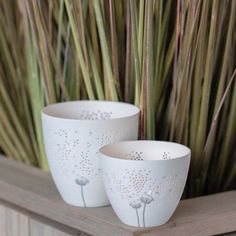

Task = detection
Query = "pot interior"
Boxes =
[42,101,139,120]
[100,141,190,161]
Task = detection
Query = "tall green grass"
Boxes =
[0,0,235,197]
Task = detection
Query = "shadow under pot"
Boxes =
[100,141,191,227]
[42,101,140,207]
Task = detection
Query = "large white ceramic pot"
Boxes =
[42,101,140,207]
[100,141,191,227]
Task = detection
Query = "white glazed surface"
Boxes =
[100,141,191,227]
[42,101,139,207]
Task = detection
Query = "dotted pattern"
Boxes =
[72,138,80,147]
[78,110,113,120]
[52,127,126,182]
[162,152,171,160]
[104,172,130,200]
[97,130,125,146]
[54,129,68,138]
[125,151,143,160]
[54,129,94,178]
[125,169,151,194]
[79,143,93,175]
[104,169,184,204]
[124,151,173,161]
[54,129,71,177]
[159,172,181,195]
[105,169,152,200]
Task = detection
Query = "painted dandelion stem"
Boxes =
[135,208,140,227]
[142,203,146,227]
[75,177,89,208]
[140,193,154,227]
[129,201,142,227]
[80,185,86,208]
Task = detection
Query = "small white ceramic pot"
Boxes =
[42,101,140,207]
[100,141,191,227]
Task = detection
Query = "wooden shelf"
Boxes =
[0,156,235,236]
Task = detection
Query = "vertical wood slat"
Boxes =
[0,203,29,236]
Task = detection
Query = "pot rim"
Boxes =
[42,100,140,122]
[99,140,191,162]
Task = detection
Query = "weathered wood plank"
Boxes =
[0,156,235,236]
[0,202,29,236]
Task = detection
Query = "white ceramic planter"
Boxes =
[42,101,140,207]
[100,141,191,227]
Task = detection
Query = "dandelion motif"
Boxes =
[75,176,89,207]
[129,201,142,227]
[140,193,154,227]
[140,193,154,204]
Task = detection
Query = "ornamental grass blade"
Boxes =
[130,0,141,106]
[65,0,95,100]
[93,0,118,101]
[140,0,155,139]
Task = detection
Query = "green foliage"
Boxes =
[0,0,235,197]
